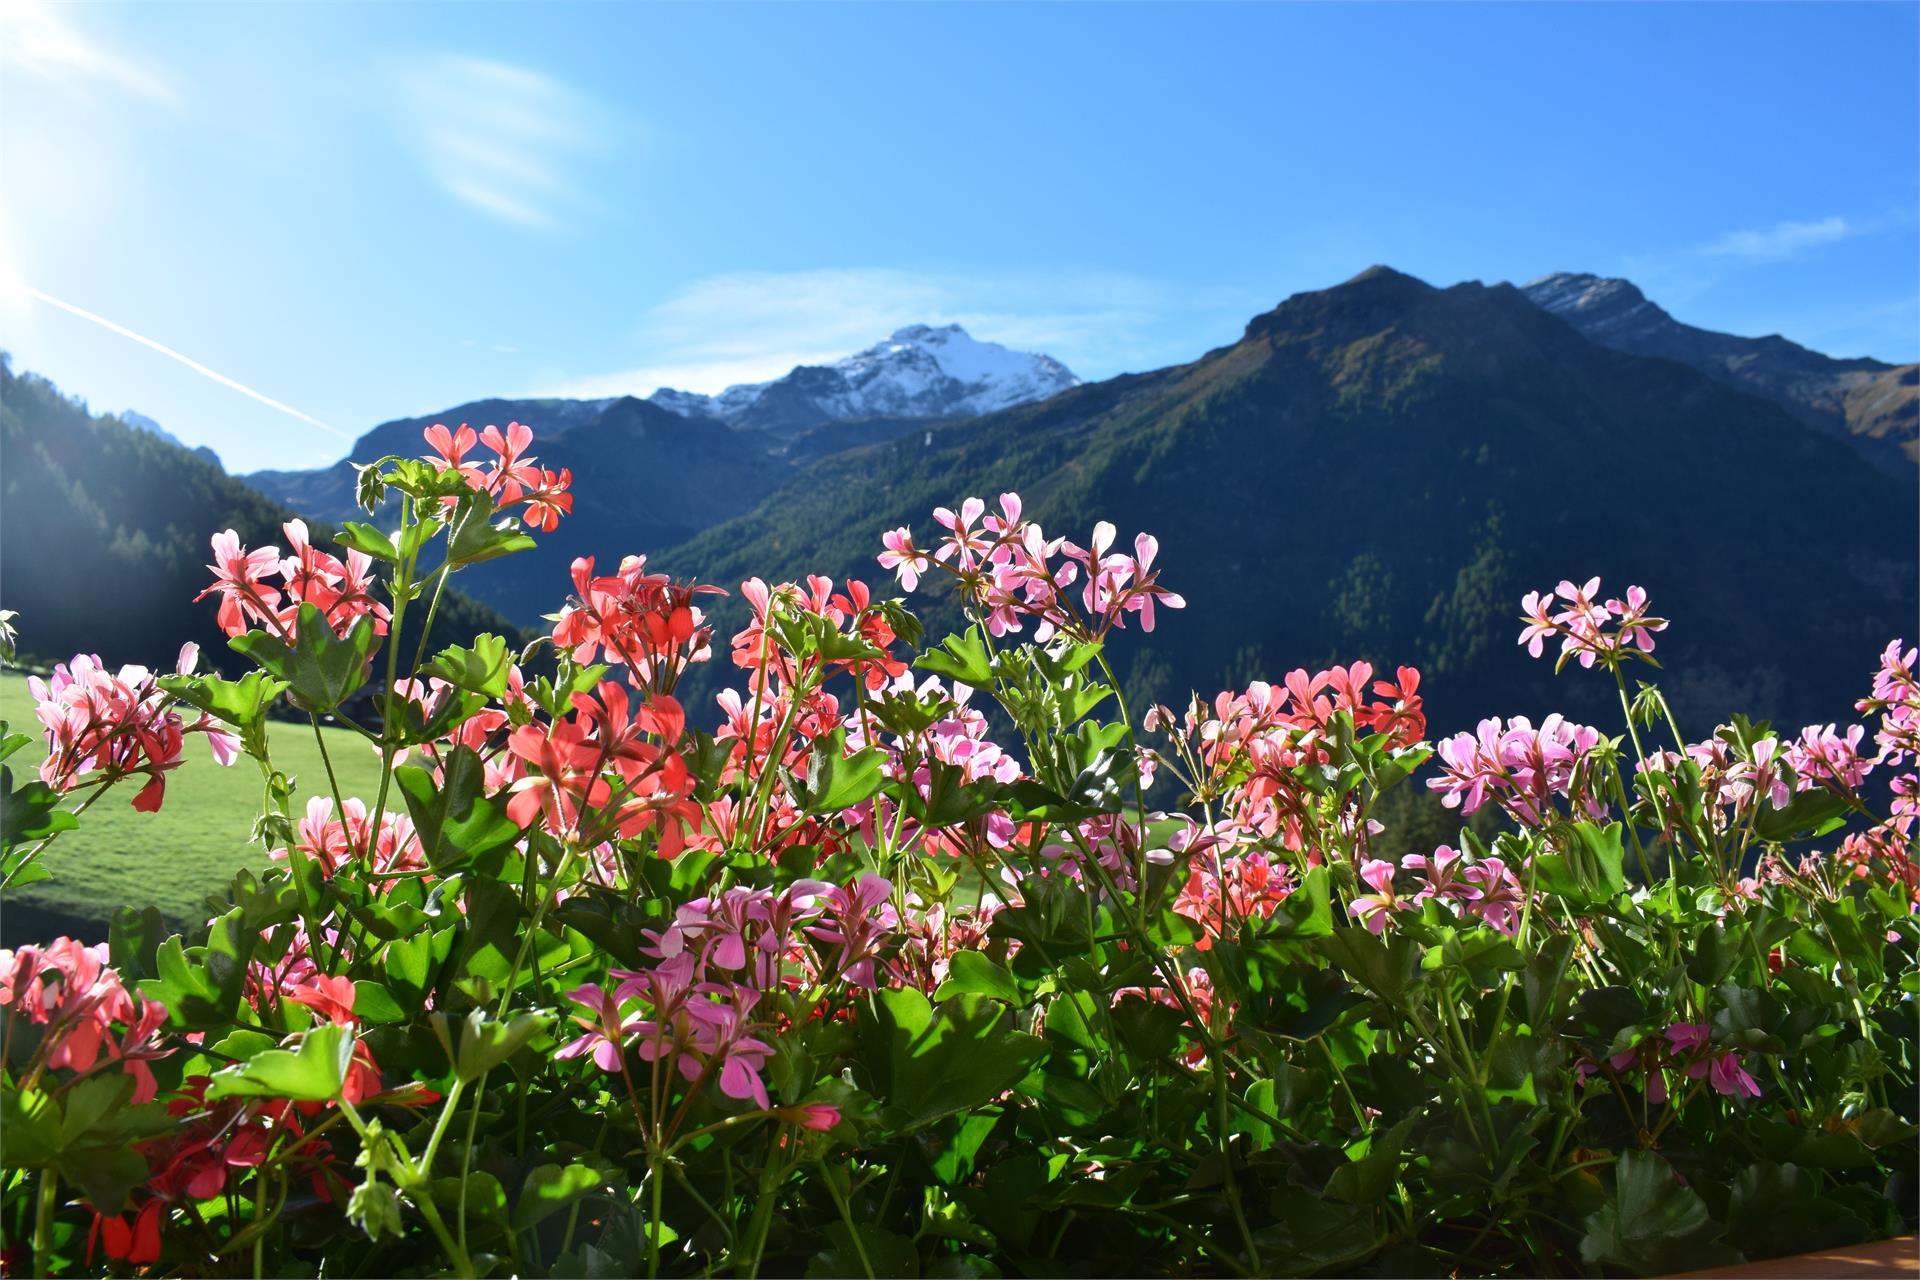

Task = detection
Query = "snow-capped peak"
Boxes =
[1521,272,1668,339]
[649,324,1079,433]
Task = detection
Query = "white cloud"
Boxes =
[394,54,603,230]
[0,0,175,103]
[538,267,1249,399]
[1699,216,1860,261]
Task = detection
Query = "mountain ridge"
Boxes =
[647,323,1079,435]
[654,266,1915,734]
[1523,271,1916,473]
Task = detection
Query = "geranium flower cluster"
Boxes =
[270,795,427,880]
[558,875,897,1116]
[889,897,1006,990]
[1160,663,1425,852]
[1518,577,1667,670]
[1171,840,1295,947]
[1428,714,1609,828]
[553,554,722,695]
[0,938,170,1103]
[1577,1022,1761,1103]
[730,576,907,693]
[90,1075,348,1267]
[880,493,1185,642]
[29,645,237,811]
[506,681,698,853]
[1345,846,1528,935]
[198,520,391,642]
[15,414,1920,1280]
[422,421,575,531]
[1859,639,1920,766]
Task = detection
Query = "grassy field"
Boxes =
[1,671,388,944]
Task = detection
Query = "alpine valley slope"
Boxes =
[656,267,1918,735]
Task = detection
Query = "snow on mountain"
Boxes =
[649,324,1079,433]
[1521,273,1670,343]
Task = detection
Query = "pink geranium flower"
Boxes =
[1348,859,1405,934]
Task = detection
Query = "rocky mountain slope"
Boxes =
[1523,272,1917,473]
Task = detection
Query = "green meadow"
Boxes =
[1,671,386,943]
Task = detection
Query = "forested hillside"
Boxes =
[0,357,524,671]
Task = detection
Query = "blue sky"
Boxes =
[2,1,1915,473]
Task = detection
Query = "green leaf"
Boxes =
[914,632,994,690]
[157,670,287,735]
[1687,921,1751,987]
[448,516,538,567]
[935,951,1024,1005]
[1326,1116,1415,1205]
[0,1087,62,1166]
[1250,864,1333,940]
[902,759,999,829]
[428,1171,509,1228]
[206,1023,354,1101]
[1252,1194,1383,1272]
[1581,1150,1738,1274]
[423,635,512,699]
[2,765,78,853]
[350,981,408,1025]
[337,520,400,563]
[862,989,1046,1131]
[807,1223,920,1278]
[1728,1163,1870,1261]
[1536,821,1626,904]
[228,603,380,713]
[451,877,523,986]
[58,1073,136,1146]
[108,905,168,980]
[999,780,1102,823]
[797,731,888,815]
[1111,997,1186,1062]
[1753,788,1851,843]
[0,724,32,765]
[1318,928,1423,1005]
[1523,934,1575,1028]
[512,1163,609,1231]
[921,1113,1000,1187]
[1431,927,1525,989]
[1237,960,1365,1042]
[396,746,523,871]
[451,1008,551,1082]
[385,924,455,1013]
[58,1145,152,1217]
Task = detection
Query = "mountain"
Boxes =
[1523,272,1917,474]
[246,326,1079,622]
[655,266,1917,735]
[248,395,790,623]
[648,324,1079,436]
[0,357,523,673]
[118,409,224,471]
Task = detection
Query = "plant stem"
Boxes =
[819,1160,875,1280]
[33,1167,58,1268]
